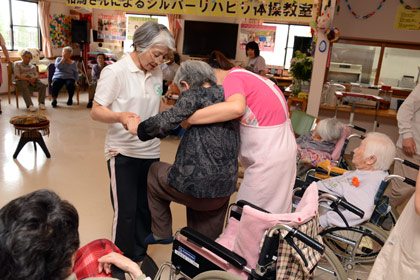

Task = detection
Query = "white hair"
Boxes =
[317,118,345,143]
[364,132,396,171]
[132,21,175,53]
[173,60,217,89]
[63,46,73,55]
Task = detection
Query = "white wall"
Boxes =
[333,0,420,43]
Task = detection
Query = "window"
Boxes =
[326,40,420,91]
[328,43,381,85]
[124,14,169,53]
[261,23,311,69]
[380,47,420,90]
[0,0,40,50]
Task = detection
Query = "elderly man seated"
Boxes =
[318,132,396,228]
[127,60,240,243]
[14,50,47,112]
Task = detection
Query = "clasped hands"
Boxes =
[119,112,142,135]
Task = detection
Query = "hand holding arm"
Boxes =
[127,116,141,135]
[98,252,143,279]
[402,137,417,157]
[91,102,139,129]
[187,94,246,125]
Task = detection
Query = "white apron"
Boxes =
[368,194,420,280]
[233,69,297,214]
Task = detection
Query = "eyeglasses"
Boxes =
[148,50,171,64]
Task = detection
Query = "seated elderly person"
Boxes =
[127,60,240,243]
[317,132,396,228]
[0,189,148,280]
[296,118,345,166]
[160,52,180,95]
[87,52,107,108]
[14,50,47,112]
[51,46,79,108]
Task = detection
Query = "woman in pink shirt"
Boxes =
[187,51,296,214]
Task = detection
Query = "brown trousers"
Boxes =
[147,162,230,240]
[386,147,420,211]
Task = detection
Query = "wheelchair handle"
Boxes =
[268,224,325,254]
[349,125,366,133]
[319,193,364,218]
[384,174,417,187]
[336,198,364,218]
[348,133,365,140]
[236,200,270,213]
[394,157,420,170]
[404,177,417,187]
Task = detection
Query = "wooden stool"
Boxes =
[10,115,51,159]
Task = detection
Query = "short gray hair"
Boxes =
[364,132,396,171]
[63,46,73,55]
[133,21,175,53]
[317,118,345,142]
[173,60,217,90]
[21,50,33,59]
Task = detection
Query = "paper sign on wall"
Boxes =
[394,5,420,30]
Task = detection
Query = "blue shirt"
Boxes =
[53,57,79,81]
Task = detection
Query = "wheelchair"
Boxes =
[154,183,347,280]
[296,124,366,178]
[294,177,389,280]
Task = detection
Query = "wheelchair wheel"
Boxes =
[321,223,388,279]
[191,270,244,280]
[313,246,347,280]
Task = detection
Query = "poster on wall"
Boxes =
[49,14,72,48]
[239,24,276,52]
[126,17,157,40]
[66,0,314,22]
[98,15,127,41]
[394,5,420,30]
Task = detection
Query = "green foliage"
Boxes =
[289,51,313,81]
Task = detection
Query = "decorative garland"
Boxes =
[339,0,387,19]
[399,0,420,10]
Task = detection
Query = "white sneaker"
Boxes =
[39,104,46,110]
[29,105,36,112]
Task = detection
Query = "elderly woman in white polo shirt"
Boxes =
[90,21,175,263]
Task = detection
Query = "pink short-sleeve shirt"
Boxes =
[223,69,287,127]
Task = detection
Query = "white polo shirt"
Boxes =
[94,53,162,160]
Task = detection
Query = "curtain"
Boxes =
[167,14,181,48]
[38,1,53,58]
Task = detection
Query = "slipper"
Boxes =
[145,233,173,245]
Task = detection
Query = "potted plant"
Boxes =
[289,51,313,96]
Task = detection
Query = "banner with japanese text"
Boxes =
[67,0,314,21]
[239,24,276,52]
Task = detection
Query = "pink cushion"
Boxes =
[219,182,319,273]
